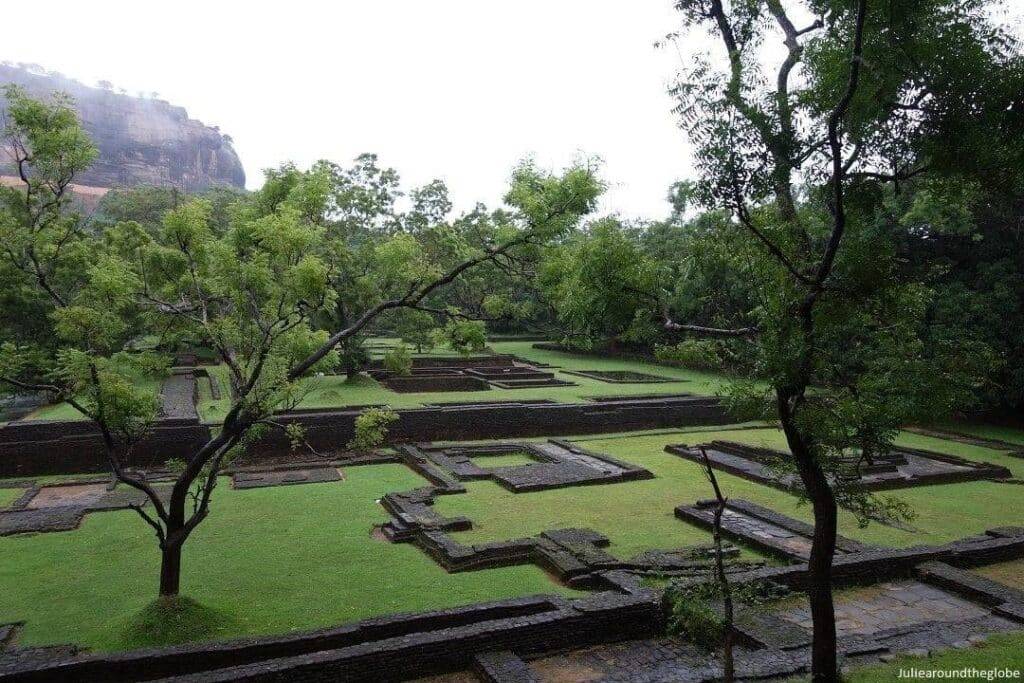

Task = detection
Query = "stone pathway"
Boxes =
[675,499,870,561]
[403,440,652,493]
[159,372,198,420]
[719,507,813,558]
[231,467,343,489]
[778,581,989,636]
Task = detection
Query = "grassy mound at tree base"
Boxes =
[120,596,240,649]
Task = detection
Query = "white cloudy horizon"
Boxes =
[2,1,705,221]
[4,1,1022,222]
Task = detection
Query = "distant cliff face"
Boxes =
[0,65,245,192]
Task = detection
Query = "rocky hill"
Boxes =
[0,64,245,192]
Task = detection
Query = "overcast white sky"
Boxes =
[4,2,1022,220]
[2,1,704,219]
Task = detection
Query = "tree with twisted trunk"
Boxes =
[665,1,1015,678]
[0,86,603,597]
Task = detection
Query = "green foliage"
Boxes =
[50,350,161,441]
[391,308,436,353]
[538,218,661,346]
[0,84,97,185]
[656,339,723,371]
[348,407,399,451]
[665,579,787,649]
[432,319,487,356]
[382,344,412,376]
[666,581,727,650]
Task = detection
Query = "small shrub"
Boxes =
[665,578,788,649]
[432,319,486,356]
[383,344,412,376]
[665,582,727,650]
[655,339,723,370]
[348,407,399,451]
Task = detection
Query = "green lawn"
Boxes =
[1,423,1021,653]
[843,632,1024,682]
[19,376,165,423]
[192,340,730,421]
[17,339,735,423]
[0,464,579,652]
[939,421,1024,447]
[0,487,26,508]
[436,427,1024,554]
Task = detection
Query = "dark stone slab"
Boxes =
[0,483,161,536]
[0,591,661,683]
[666,440,1011,493]
[474,650,539,683]
[159,373,198,420]
[1,395,730,477]
[0,508,84,535]
[398,440,653,494]
[916,561,1024,608]
[675,499,872,561]
[231,468,342,490]
[562,370,677,384]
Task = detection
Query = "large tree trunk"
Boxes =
[159,540,183,597]
[779,392,839,682]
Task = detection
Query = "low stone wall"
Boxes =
[718,528,1024,592]
[382,375,491,393]
[0,592,662,683]
[0,419,213,478]
[0,396,730,477]
[367,355,519,370]
[252,396,731,458]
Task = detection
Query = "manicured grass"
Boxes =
[22,377,164,423]
[0,487,26,508]
[190,339,733,422]
[843,632,1024,682]
[21,401,90,422]
[469,452,539,468]
[436,427,1024,555]
[3,420,1019,654]
[939,421,1024,446]
[0,464,580,651]
[17,339,732,422]
[972,559,1024,591]
[195,364,234,422]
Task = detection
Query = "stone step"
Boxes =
[473,650,540,682]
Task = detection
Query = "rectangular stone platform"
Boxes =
[665,440,1011,492]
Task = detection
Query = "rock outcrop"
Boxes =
[0,64,245,192]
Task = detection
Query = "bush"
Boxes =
[382,344,412,376]
[348,407,399,451]
[432,319,486,356]
[664,578,788,649]
[655,339,723,370]
[664,582,727,650]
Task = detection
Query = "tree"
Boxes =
[538,218,662,348]
[665,1,1013,678]
[0,89,603,598]
[391,308,437,353]
[432,319,487,355]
